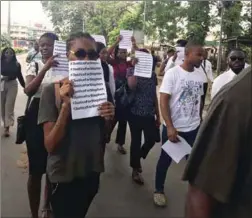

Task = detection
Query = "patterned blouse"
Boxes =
[127,67,157,117]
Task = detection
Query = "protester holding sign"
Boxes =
[24,32,59,218]
[107,35,133,154]
[38,32,114,218]
[127,48,160,185]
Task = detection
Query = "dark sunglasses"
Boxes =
[70,49,98,59]
[230,56,245,62]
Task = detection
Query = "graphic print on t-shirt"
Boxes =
[175,79,203,120]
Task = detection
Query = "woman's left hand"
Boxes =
[98,102,115,120]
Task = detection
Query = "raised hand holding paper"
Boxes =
[69,60,107,120]
[119,30,133,49]
[52,40,68,77]
[161,136,192,163]
[92,35,106,46]
[134,51,153,78]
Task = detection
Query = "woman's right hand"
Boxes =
[116,35,123,43]
[43,55,59,72]
[59,78,74,105]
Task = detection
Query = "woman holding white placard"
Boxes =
[38,32,114,218]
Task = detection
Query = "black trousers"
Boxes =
[128,113,156,169]
[25,98,47,175]
[50,172,100,218]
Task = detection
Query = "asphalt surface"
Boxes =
[1,54,189,218]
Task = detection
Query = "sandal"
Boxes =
[41,208,54,218]
[132,170,144,185]
[117,145,127,155]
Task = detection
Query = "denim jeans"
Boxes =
[155,125,199,193]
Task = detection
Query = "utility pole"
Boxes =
[216,2,224,75]
[7,1,11,38]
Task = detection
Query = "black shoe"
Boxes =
[117,145,127,155]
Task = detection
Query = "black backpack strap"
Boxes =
[34,62,39,75]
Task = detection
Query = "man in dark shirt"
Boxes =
[183,66,252,218]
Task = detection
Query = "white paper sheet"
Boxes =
[119,30,133,49]
[175,46,185,63]
[92,35,106,46]
[52,40,69,77]
[162,136,192,163]
[69,60,107,120]
[133,30,144,44]
[134,51,153,78]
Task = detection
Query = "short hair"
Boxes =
[66,32,94,52]
[185,41,203,55]
[39,32,59,41]
[176,39,188,47]
[139,48,149,54]
[167,48,175,53]
[227,48,245,57]
[96,41,106,54]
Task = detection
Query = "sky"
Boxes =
[1,1,53,28]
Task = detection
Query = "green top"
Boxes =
[38,83,106,183]
[183,66,252,218]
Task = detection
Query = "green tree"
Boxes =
[108,3,144,45]
[41,1,132,41]
[186,1,210,44]
[1,33,11,50]
[143,1,186,43]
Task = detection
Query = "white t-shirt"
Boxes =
[211,69,236,100]
[196,60,214,82]
[160,65,204,132]
[26,60,65,98]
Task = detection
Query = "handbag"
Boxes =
[15,96,33,144]
[15,62,39,144]
[114,82,135,109]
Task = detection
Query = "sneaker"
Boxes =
[153,192,167,207]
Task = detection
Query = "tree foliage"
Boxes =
[1,33,11,49]
[41,1,251,46]
[186,1,210,44]
[144,1,186,43]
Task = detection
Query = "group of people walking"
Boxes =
[1,29,251,218]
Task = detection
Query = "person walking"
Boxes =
[38,32,115,218]
[127,48,160,185]
[1,47,25,137]
[106,36,133,154]
[26,40,42,64]
[24,32,60,218]
[153,41,205,207]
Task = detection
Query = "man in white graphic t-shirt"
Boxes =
[211,48,246,100]
[153,41,205,207]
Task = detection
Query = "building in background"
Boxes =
[1,22,53,48]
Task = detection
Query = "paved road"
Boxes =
[1,54,188,217]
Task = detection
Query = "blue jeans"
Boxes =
[155,125,199,193]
